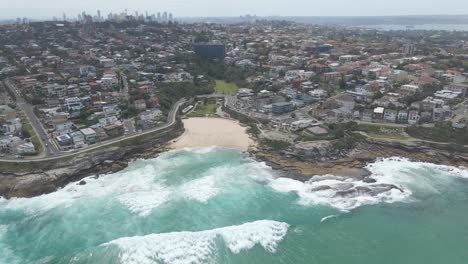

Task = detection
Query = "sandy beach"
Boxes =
[170,117,254,151]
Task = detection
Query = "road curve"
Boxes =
[0,98,186,163]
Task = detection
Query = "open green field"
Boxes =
[357,124,408,140]
[214,80,238,95]
[187,101,219,117]
[406,125,468,145]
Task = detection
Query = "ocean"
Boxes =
[358,24,468,31]
[1,147,468,264]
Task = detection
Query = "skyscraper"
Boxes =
[162,12,167,23]
[97,10,101,22]
[403,43,415,55]
[157,12,161,22]
[168,13,173,22]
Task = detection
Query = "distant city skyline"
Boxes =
[0,0,468,20]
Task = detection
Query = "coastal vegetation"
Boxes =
[21,123,42,155]
[406,124,468,145]
[262,138,292,151]
[325,122,366,152]
[356,124,407,140]
[247,124,261,136]
[17,110,43,156]
[189,59,254,87]
[156,82,214,112]
[331,133,367,153]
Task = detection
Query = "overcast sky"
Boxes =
[0,0,467,19]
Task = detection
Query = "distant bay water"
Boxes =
[358,24,468,31]
[1,147,468,263]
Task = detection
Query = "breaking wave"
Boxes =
[0,148,260,217]
[102,220,289,264]
[0,225,20,264]
[269,157,468,212]
[1,149,468,263]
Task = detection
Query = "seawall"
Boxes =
[0,119,184,198]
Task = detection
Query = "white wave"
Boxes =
[103,220,289,264]
[320,215,338,223]
[0,150,239,216]
[0,225,21,264]
[117,187,173,217]
[270,156,468,211]
[0,146,283,219]
[167,146,224,155]
[270,176,409,212]
[366,157,468,182]
[180,175,221,203]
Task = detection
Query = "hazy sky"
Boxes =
[0,0,467,19]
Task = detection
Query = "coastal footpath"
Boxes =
[221,100,468,180]
[2,99,468,199]
[0,99,187,198]
[253,139,468,181]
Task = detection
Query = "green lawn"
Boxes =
[187,101,218,117]
[17,110,43,156]
[214,80,238,95]
[22,123,43,155]
[406,125,468,145]
[357,124,408,140]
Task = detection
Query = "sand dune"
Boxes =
[170,117,254,151]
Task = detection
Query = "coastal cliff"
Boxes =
[252,138,468,181]
[0,120,184,198]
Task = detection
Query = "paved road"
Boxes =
[3,79,57,157]
[0,98,185,162]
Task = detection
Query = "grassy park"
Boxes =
[214,80,238,95]
[357,124,407,140]
[187,100,219,117]
[406,125,468,145]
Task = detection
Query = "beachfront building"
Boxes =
[80,128,97,144]
[272,102,294,115]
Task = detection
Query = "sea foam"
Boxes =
[0,150,233,217]
[0,225,21,264]
[270,156,468,212]
[269,176,410,212]
[102,220,289,264]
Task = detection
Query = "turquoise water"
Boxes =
[1,147,468,264]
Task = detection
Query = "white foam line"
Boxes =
[320,215,338,223]
[102,220,289,264]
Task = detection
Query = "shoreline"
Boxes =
[2,115,468,199]
[169,117,255,151]
[251,139,468,183]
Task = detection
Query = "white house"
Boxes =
[408,110,420,125]
[17,142,36,155]
[69,131,85,148]
[80,128,97,144]
[384,109,397,123]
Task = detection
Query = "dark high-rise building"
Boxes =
[403,43,416,55]
[193,42,226,60]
